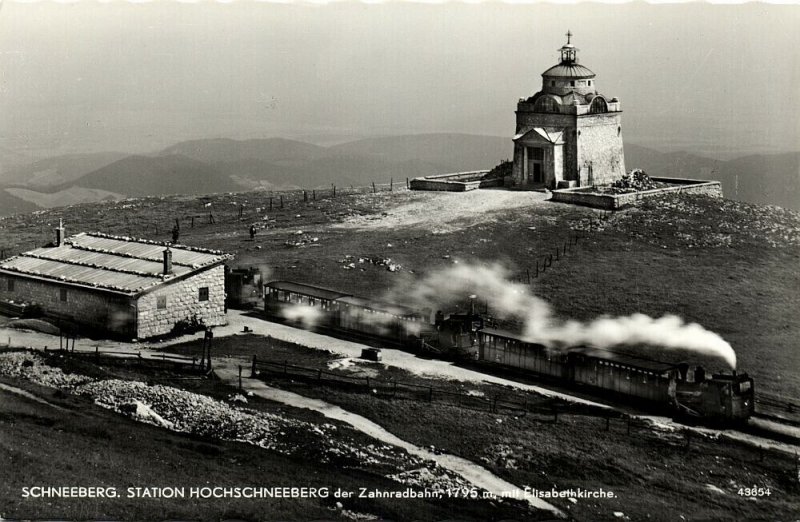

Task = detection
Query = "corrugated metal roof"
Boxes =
[0,232,231,295]
[266,281,351,301]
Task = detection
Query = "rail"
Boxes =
[249,355,618,421]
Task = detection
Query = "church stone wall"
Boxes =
[576,113,625,186]
[136,265,226,339]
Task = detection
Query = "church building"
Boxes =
[511,32,626,189]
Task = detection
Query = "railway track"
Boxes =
[754,392,800,428]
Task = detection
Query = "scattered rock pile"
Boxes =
[338,255,402,272]
[285,231,320,248]
[606,170,662,194]
[388,467,467,493]
[0,352,93,388]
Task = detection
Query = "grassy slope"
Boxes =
[0,188,798,399]
[0,367,530,522]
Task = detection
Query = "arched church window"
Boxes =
[534,96,560,113]
[589,97,608,114]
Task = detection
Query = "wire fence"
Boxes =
[513,209,615,285]
[0,179,411,258]
[40,343,205,373]
[251,355,619,422]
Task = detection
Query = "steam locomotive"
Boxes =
[264,280,754,423]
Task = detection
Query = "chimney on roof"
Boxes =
[163,247,173,275]
[55,219,65,247]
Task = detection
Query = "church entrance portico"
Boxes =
[513,127,565,189]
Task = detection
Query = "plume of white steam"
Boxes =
[549,315,736,369]
[340,306,423,337]
[281,304,322,328]
[400,263,556,338]
[400,262,736,369]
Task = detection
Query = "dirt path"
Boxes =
[332,189,547,232]
[0,381,67,410]
[214,360,565,518]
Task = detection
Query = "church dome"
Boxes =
[541,63,596,79]
[539,32,598,97]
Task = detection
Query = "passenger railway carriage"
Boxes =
[264,281,428,344]
[263,280,755,423]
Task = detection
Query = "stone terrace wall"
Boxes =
[550,178,723,210]
[410,170,502,192]
[136,264,226,339]
[0,273,136,337]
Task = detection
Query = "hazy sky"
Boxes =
[0,2,798,159]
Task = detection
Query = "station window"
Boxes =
[60,288,68,302]
[588,80,592,86]
[570,81,575,87]
[199,287,209,302]
[157,296,167,310]
[7,278,14,292]
[550,81,555,86]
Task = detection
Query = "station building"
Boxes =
[0,224,232,339]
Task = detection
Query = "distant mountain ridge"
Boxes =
[0,134,797,216]
[624,145,800,211]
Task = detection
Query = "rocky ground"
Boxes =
[0,351,468,490]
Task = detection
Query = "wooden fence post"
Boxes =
[312,190,316,201]
[269,197,273,211]
[428,386,433,402]
[333,185,336,198]
[238,365,242,391]
[390,178,393,191]
[280,196,284,209]
[303,190,308,203]
[251,355,257,377]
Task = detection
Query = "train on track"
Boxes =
[264,280,755,423]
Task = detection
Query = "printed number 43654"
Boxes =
[738,487,771,497]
